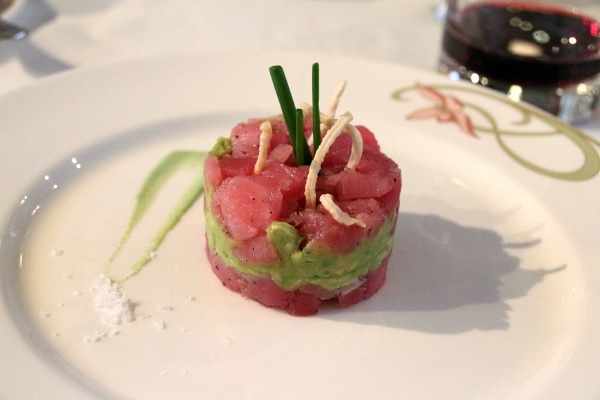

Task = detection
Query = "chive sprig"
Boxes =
[269,63,322,166]
[311,63,321,151]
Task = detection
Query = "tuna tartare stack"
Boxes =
[203,64,401,316]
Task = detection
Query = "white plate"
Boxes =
[1,51,600,399]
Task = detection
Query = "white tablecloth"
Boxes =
[1,0,599,134]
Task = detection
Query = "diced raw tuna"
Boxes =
[233,234,280,264]
[204,114,401,315]
[208,244,390,316]
[289,198,385,254]
[211,175,283,241]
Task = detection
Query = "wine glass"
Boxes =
[438,0,600,122]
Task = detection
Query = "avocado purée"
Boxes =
[210,136,232,158]
[205,195,396,291]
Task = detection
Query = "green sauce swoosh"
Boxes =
[106,150,208,282]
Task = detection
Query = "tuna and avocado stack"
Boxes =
[203,64,401,315]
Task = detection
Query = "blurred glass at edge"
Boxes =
[437,0,600,123]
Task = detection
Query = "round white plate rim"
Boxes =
[1,50,599,399]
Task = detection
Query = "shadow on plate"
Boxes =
[321,212,564,334]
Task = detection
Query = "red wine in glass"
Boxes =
[439,1,600,120]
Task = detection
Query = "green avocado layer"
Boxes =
[204,194,396,291]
